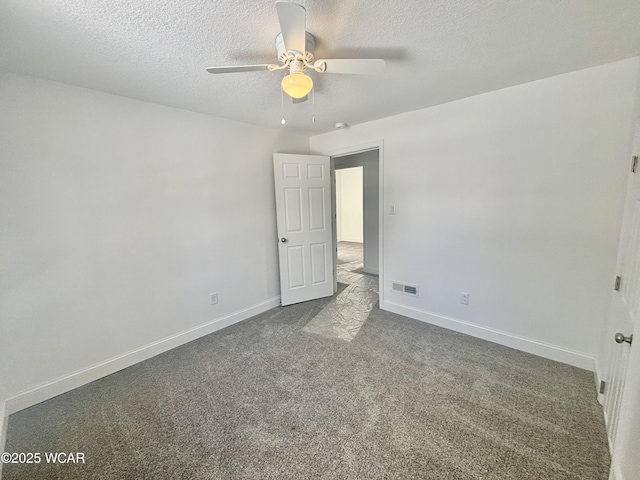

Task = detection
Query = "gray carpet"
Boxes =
[336,241,377,278]
[4,245,609,479]
[4,299,609,479]
[335,241,364,267]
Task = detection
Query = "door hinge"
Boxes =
[633,156,639,173]
[614,276,622,291]
[599,380,606,394]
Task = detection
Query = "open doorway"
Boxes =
[335,166,365,272]
[332,148,380,299]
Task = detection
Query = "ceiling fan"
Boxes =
[206,1,385,101]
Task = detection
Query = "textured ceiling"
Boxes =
[1,0,640,134]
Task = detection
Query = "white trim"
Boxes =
[595,357,605,406]
[609,464,622,480]
[379,141,384,307]
[362,267,379,275]
[339,236,363,243]
[329,142,381,159]
[383,300,596,371]
[4,296,281,416]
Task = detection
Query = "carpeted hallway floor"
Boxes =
[3,243,610,479]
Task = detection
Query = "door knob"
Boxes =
[615,332,633,345]
[280,238,288,243]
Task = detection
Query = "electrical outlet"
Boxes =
[210,293,218,305]
[460,292,469,305]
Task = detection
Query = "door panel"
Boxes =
[282,162,300,179]
[286,246,305,289]
[307,163,325,179]
[308,188,326,230]
[310,243,327,284]
[274,153,334,306]
[283,188,303,232]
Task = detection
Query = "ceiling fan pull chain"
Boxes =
[312,88,315,124]
[280,88,286,125]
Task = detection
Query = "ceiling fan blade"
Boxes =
[275,1,306,54]
[206,64,273,74]
[320,59,385,75]
[292,95,308,104]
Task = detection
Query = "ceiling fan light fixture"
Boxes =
[281,72,313,98]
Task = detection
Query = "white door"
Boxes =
[602,121,640,464]
[610,317,640,480]
[273,153,334,306]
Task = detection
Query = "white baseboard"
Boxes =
[609,464,621,480]
[382,300,595,371]
[595,358,605,406]
[4,296,281,416]
[339,237,363,243]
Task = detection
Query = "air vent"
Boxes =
[391,281,419,296]
[404,285,418,295]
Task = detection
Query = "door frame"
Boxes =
[323,140,384,305]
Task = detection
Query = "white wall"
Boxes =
[311,58,640,369]
[0,71,308,409]
[336,167,363,243]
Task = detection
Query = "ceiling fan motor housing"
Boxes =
[288,59,305,74]
[276,31,316,63]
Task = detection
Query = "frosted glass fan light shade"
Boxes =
[281,72,313,98]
